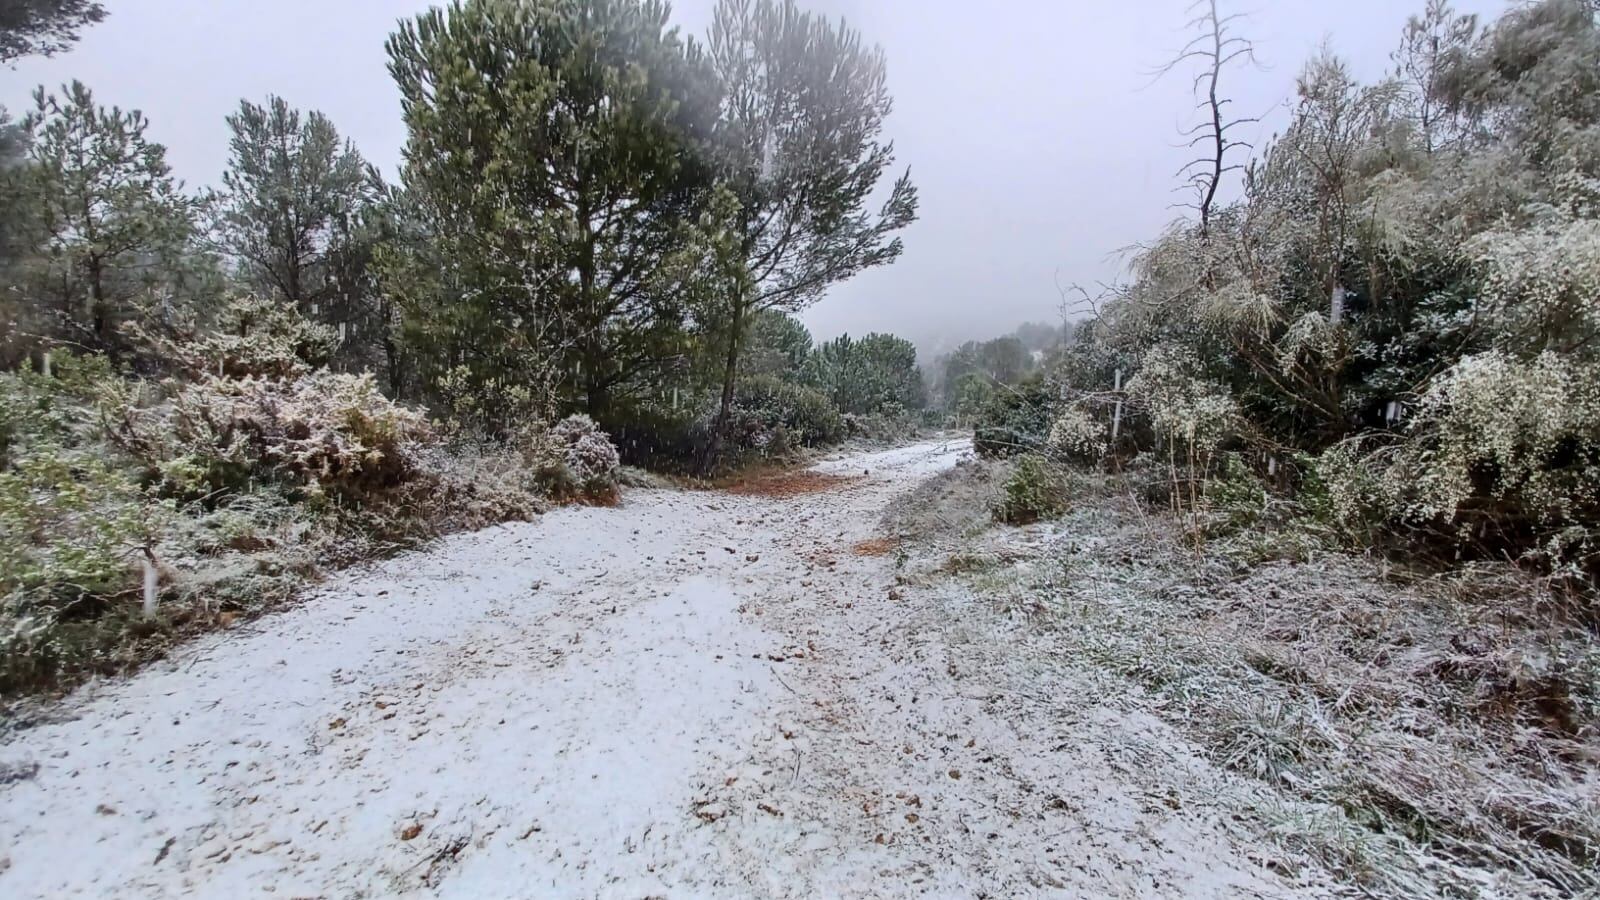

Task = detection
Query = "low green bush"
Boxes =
[730,374,844,451]
[993,454,1070,525]
[0,302,619,698]
[973,375,1056,458]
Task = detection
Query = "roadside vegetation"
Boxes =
[3,0,1598,891]
[930,1,1600,893]
[0,0,934,699]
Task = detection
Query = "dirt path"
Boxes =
[0,439,1294,898]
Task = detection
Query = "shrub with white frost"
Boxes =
[1046,404,1107,464]
[1472,214,1600,357]
[1320,349,1600,570]
[548,414,622,502]
[1125,345,1240,455]
[111,371,434,500]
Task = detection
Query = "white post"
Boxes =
[1111,368,1124,442]
[40,351,51,378]
[141,551,159,618]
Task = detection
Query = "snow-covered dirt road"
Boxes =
[0,439,1294,898]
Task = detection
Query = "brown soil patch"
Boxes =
[851,537,899,557]
[724,470,861,498]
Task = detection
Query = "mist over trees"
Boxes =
[925,320,1070,419]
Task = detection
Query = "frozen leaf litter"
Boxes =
[0,439,1310,897]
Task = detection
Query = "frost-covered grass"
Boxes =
[914,459,1600,898]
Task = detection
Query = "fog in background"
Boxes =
[2,0,1507,354]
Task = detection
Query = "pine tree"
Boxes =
[804,331,922,415]
[213,96,384,377]
[0,0,106,62]
[739,309,811,379]
[19,81,194,358]
[386,0,719,425]
[0,108,39,366]
[215,97,375,312]
[700,0,917,468]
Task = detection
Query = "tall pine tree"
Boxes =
[700,0,918,468]
[213,96,385,378]
[19,81,194,358]
[386,0,718,425]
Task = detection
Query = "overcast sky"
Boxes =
[2,0,1507,353]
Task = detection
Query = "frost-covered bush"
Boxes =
[551,414,622,500]
[517,414,622,504]
[0,312,560,697]
[112,371,434,501]
[841,405,923,444]
[1321,350,1600,571]
[1410,351,1600,524]
[432,365,550,438]
[1124,345,1239,456]
[1046,404,1108,465]
[993,454,1070,525]
[0,455,154,598]
[0,354,117,465]
[0,360,168,693]
[1472,215,1600,357]
[127,294,337,381]
[0,359,158,601]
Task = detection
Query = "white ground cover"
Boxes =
[0,439,1302,898]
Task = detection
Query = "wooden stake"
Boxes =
[141,550,159,618]
[1111,368,1124,442]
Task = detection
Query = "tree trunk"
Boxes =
[577,184,604,420]
[87,254,115,358]
[700,302,745,475]
[586,380,609,421]
[382,302,404,400]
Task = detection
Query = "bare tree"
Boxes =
[1158,0,1258,239]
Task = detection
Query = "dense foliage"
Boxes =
[1029,0,1600,581]
[0,0,929,695]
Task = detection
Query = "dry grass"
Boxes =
[908,460,1600,898]
[1070,513,1599,896]
[881,457,1010,547]
[850,537,899,557]
[723,469,861,498]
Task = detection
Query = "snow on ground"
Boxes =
[0,437,1300,898]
